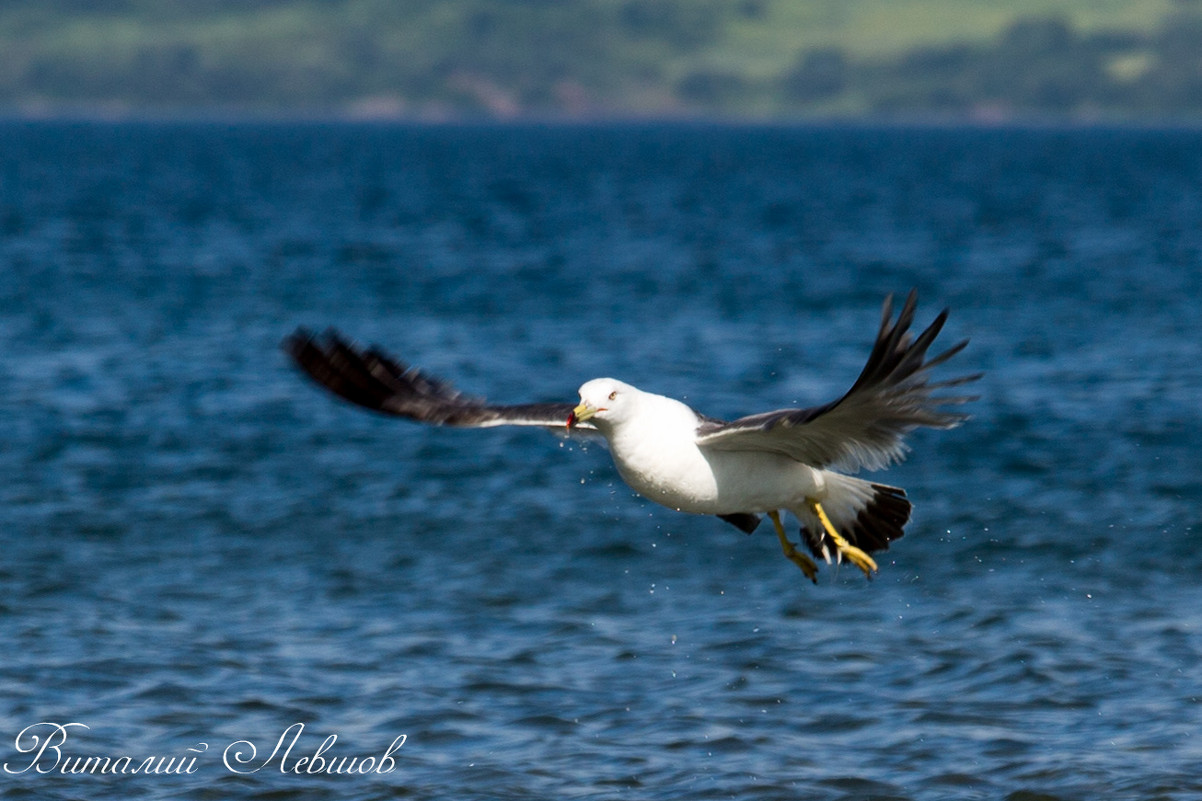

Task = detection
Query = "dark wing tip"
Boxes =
[717,512,762,535]
[855,291,981,391]
[283,328,582,430]
[283,326,465,419]
[282,326,316,361]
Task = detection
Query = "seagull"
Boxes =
[284,291,978,583]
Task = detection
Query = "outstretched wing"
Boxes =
[694,291,979,472]
[284,328,594,431]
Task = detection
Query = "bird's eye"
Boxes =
[608,390,618,401]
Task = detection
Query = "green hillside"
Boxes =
[2,0,1201,119]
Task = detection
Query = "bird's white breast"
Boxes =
[605,394,717,507]
[601,392,818,515]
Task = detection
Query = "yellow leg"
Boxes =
[768,510,818,584]
[806,499,878,579]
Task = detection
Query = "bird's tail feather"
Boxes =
[793,473,911,561]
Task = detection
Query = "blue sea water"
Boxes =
[0,121,1200,800]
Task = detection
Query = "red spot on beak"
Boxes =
[566,411,576,429]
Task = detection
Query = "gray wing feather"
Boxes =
[284,328,595,431]
[694,291,979,471]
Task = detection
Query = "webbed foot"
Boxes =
[768,510,818,583]
[807,499,878,579]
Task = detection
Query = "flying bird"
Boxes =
[284,291,977,583]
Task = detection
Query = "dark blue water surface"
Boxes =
[1,121,1201,800]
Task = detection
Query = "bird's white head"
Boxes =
[567,378,639,430]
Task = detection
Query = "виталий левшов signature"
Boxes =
[3,722,407,776]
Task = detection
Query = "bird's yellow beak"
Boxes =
[567,401,599,429]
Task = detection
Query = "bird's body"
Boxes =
[569,377,910,571]
[284,291,977,583]
[579,379,823,515]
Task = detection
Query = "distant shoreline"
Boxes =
[7,6,1202,126]
[3,105,1202,131]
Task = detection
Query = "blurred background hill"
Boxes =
[4,0,1202,120]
